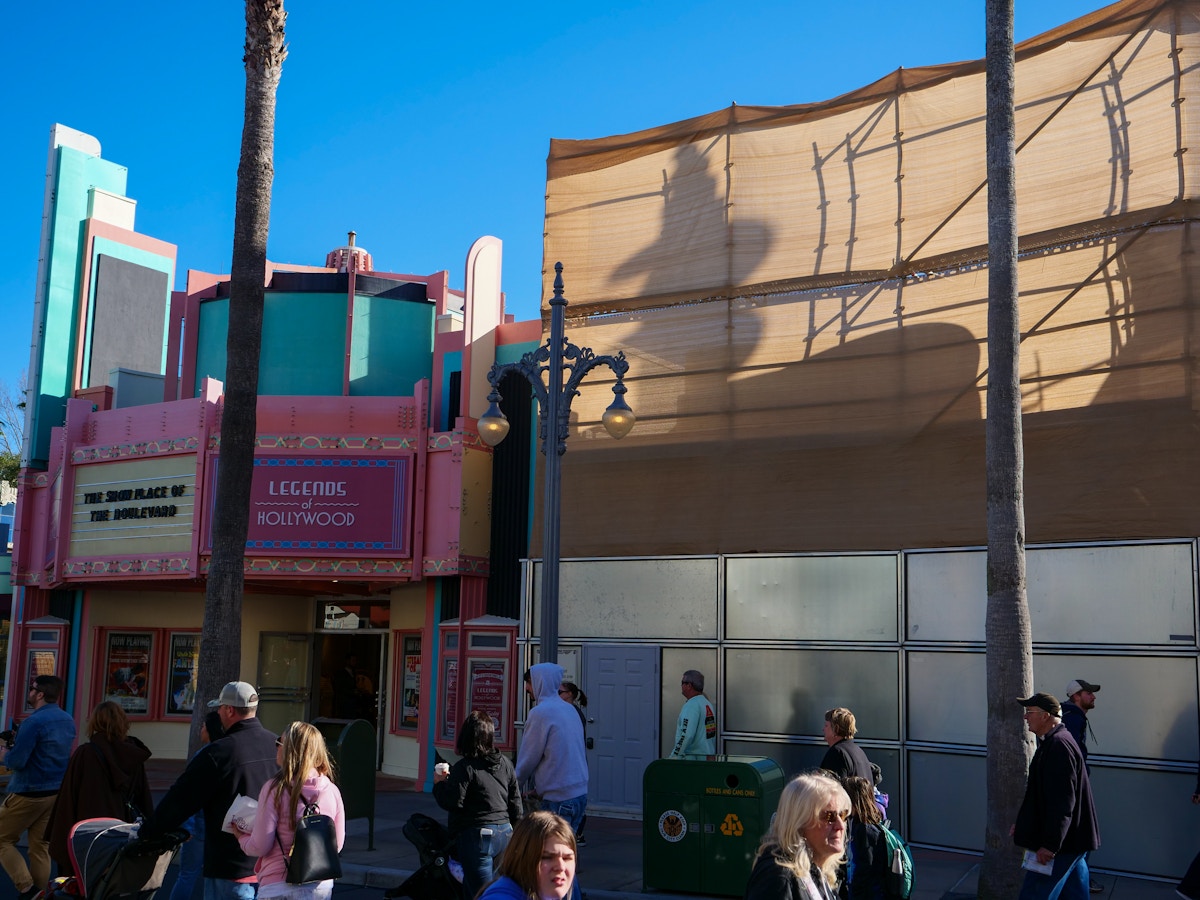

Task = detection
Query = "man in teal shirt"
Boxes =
[670,670,716,758]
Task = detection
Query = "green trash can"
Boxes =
[312,718,376,849]
[643,756,784,897]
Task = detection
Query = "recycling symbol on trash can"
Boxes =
[720,813,744,836]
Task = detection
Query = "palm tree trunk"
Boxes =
[979,1,1034,897]
[194,0,287,752]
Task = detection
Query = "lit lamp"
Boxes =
[481,262,635,661]
[479,383,636,447]
[477,397,511,447]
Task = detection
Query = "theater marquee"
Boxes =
[206,452,411,555]
[69,456,198,558]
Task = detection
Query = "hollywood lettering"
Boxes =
[238,455,407,551]
[256,509,356,526]
[258,479,355,527]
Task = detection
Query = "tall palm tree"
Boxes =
[980,0,1034,896]
[194,0,287,751]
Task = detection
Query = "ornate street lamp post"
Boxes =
[478,262,635,662]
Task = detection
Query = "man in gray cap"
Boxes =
[1060,679,1100,764]
[1012,692,1100,900]
[1060,679,1103,893]
[143,682,278,900]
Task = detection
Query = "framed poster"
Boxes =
[440,657,459,741]
[399,634,420,730]
[165,632,200,717]
[22,650,58,712]
[468,659,508,733]
[101,632,154,715]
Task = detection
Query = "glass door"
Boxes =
[256,632,312,736]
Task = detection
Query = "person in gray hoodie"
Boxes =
[515,663,589,834]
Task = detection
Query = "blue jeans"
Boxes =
[169,814,205,900]
[203,879,257,900]
[1018,851,1089,900]
[539,794,587,834]
[455,823,512,900]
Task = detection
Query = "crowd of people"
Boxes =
[3,668,1198,900]
[0,678,346,900]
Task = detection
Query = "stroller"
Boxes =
[46,818,189,900]
[383,813,464,900]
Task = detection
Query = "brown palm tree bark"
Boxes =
[193,0,287,752]
[980,1,1034,897]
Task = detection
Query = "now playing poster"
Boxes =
[207,453,410,554]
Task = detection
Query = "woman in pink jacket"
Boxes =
[234,721,346,899]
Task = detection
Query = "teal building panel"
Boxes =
[29,145,128,465]
[193,291,436,398]
[348,294,434,396]
[193,299,229,397]
[193,293,345,396]
[260,292,346,396]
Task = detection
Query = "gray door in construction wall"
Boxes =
[583,644,659,815]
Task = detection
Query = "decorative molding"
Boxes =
[423,555,491,576]
[72,436,201,463]
[61,557,193,577]
[197,556,415,577]
[456,432,492,451]
[208,435,416,452]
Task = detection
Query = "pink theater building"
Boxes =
[9,125,539,777]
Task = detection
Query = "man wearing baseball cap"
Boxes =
[1012,692,1100,900]
[1061,679,1103,893]
[1061,679,1100,765]
[143,682,279,900]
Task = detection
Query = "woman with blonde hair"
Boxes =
[743,772,850,900]
[478,810,576,900]
[234,721,346,899]
[46,701,154,870]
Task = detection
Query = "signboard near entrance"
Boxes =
[399,634,421,730]
[435,622,518,751]
[101,631,153,716]
[441,657,459,741]
[469,659,507,733]
[206,452,411,555]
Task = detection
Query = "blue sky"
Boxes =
[0,0,1105,403]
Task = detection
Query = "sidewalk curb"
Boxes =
[339,863,410,890]
[338,862,701,900]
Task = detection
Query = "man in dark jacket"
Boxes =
[1060,678,1103,893]
[143,682,278,900]
[819,707,875,785]
[1060,679,1099,765]
[1013,692,1100,900]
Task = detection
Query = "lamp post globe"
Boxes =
[481,262,633,662]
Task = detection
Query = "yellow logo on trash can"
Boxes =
[658,809,687,843]
[720,813,744,836]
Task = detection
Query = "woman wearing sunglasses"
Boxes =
[744,772,851,900]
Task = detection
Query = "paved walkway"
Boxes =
[146,762,1180,900]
